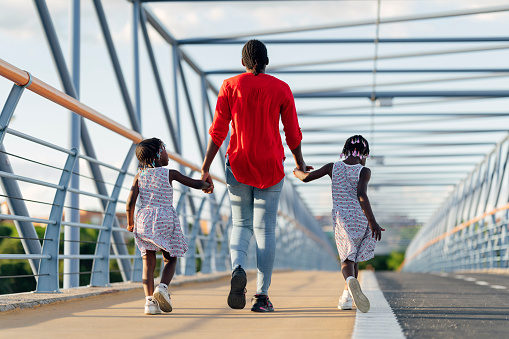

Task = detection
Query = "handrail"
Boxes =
[0,58,142,142]
[399,202,509,270]
[0,57,226,185]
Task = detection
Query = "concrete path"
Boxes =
[0,271,355,339]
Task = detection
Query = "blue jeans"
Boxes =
[226,164,284,295]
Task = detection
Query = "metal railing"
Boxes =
[0,56,338,293]
[402,135,509,272]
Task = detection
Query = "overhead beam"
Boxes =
[298,128,508,134]
[205,68,509,75]
[296,97,501,114]
[271,44,509,69]
[293,73,509,97]
[179,37,509,45]
[300,140,497,146]
[169,5,509,41]
[286,153,486,158]
[293,90,509,99]
[298,112,509,118]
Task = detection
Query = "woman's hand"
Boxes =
[127,224,134,232]
[200,170,214,194]
[369,221,385,241]
[295,163,314,172]
[293,168,308,181]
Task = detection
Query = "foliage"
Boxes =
[0,222,135,294]
[356,251,406,271]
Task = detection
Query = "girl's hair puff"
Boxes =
[242,39,268,76]
[340,135,370,159]
[136,137,164,170]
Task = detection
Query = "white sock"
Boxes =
[146,296,154,301]
[159,283,168,290]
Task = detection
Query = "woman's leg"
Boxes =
[228,182,255,269]
[160,251,177,285]
[142,251,157,297]
[252,178,284,295]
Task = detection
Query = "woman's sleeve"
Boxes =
[280,84,302,150]
[208,81,232,147]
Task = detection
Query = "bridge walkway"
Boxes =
[0,271,355,339]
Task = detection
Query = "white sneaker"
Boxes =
[144,299,159,315]
[338,295,353,310]
[154,286,173,312]
[347,277,370,313]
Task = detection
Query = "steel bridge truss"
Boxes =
[402,135,509,272]
[0,0,337,293]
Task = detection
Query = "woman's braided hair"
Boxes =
[340,135,370,159]
[136,137,163,170]
[242,39,268,76]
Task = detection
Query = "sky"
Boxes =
[0,0,508,231]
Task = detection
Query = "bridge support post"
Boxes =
[0,75,32,143]
[90,144,136,287]
[184,198,207,275]
[201,190,228,274]
[36,148,78,293]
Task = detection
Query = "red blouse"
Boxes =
[209,73,302,189]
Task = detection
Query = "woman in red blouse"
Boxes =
[201,40,310,313]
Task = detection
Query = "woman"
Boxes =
[201,39,310,313]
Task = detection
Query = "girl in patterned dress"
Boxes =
[293,135,383,313]
[126,138,211,315]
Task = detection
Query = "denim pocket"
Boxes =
[225,165,240,187]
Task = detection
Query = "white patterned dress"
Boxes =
[134,167,188,257]
[331,161,375,263]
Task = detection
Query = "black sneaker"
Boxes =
[227,266,247,309]
[251,294,274,312]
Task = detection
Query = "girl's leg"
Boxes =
[342,259,370,313]
[252,178,284,296]
[341,259,356,280]
[341,261,359,292]
[160,251,177,285]
[142,251,157,297]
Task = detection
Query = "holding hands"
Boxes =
[200,170,214,194]
[293,167,309,181]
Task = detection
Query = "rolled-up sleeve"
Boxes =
[209,81,232,147]
[280,84,302,150]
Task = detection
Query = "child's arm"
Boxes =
[169,169,211,190]
[357,167,385,241]
[126,174,140,232]
[293,163,333,182]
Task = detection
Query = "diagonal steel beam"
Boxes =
[34,0,134,282]
[92,0,140,133]
[142,5,219,96]
[139,8,180,153]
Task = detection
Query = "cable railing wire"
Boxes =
[0,149,65,172]
[0,235,51,241]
